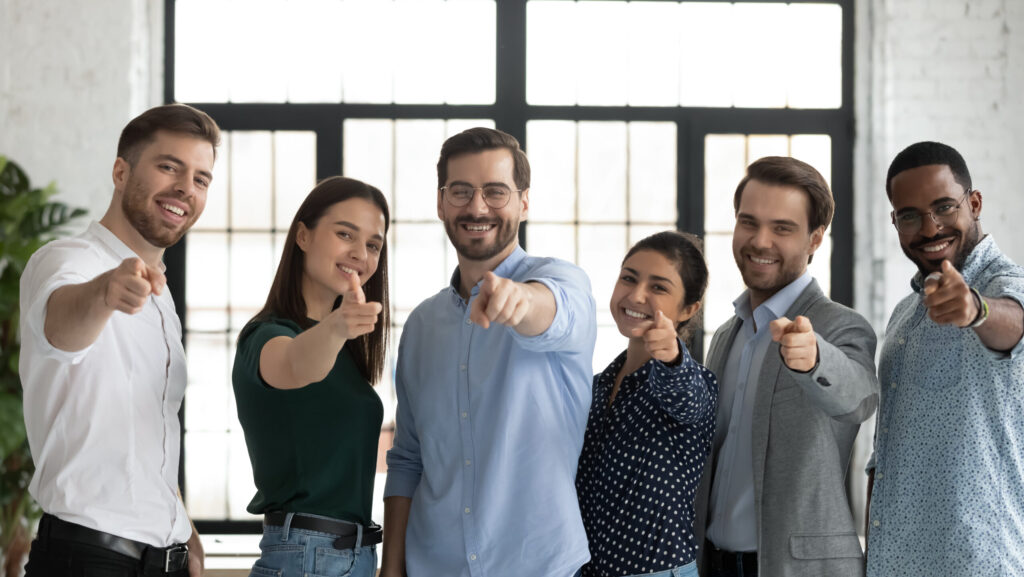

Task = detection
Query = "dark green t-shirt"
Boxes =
[232,317,384,525]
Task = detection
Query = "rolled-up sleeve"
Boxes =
[513,260,596,354]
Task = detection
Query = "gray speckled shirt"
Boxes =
[868,235,1024,576]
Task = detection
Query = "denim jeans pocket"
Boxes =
[253,543,304,576]
[313,547,356,577]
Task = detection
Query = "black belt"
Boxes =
[704,540,757,574]
[264,512,383,549]
[37,513,189,573]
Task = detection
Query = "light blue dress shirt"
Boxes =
[867,236,1024,576]
[385,246,597,577]
[706,272,813,552]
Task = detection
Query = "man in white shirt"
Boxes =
[19,104,220,577]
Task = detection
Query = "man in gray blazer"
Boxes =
[695,156,879,577]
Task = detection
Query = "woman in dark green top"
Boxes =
[233,176,390,577]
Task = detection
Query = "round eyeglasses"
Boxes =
[891,190,973,235]
[441,184,519,209]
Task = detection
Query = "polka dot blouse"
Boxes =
[576,343,718,577]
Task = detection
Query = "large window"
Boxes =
[167,0,853,532]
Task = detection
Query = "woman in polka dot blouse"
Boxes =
[576,231,718,577]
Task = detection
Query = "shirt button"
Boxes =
[465,459,471,466]
[898,337,905,345]
[461,412,468,419]
[882,427,888,433]
[890,382,897,389]
[460,364,467,371]
[466,319,472,325]
[465,507,471,514]
[872,520,880,527]
[470,554,477,561]
[876,472,883,479]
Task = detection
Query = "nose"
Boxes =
[466,188,490,214]
[175,172,196,198]
[918,212,944,237]
[751,225,773,249]
[349,241,367,262]
[628,283,647,304]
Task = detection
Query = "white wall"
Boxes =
[0,0,163,228]
[855,0,1024,330]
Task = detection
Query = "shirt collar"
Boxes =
[733,270,813,325]
[87,221,167,273]
[910,234,995,293]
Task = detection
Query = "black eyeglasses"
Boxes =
[891,190,973,235]
[441,184,519,209]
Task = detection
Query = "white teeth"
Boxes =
[623,309,650,320]
[161,203,184,216]
[921,241,950,253]
[751,256,776,265]
[339,266,358,275]
[465,224,492,232]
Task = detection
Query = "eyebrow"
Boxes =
[736,212,799,228]
[623,266,676,287]
[335,220,385,241]
[449,180,513,189]
[155,153,213,182]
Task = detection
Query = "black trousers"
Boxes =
[24,530,188,577]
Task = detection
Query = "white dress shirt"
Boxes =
[19,221,192,547]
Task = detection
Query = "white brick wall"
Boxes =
[856,0,1024,328]
[0,0,163,229]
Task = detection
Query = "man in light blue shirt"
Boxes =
[866,141,1024,576]
[381,127,596,577]
[694,156,878,577]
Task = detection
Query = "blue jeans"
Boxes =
[250,512,377,577]
[624,562,699,577]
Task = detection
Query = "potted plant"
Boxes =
[0,156,86,577]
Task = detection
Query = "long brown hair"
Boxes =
[244,176,391,384]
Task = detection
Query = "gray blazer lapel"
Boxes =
[750,279,825,500]
[707,316,742,451]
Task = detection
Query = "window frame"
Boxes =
[165,0,854,533]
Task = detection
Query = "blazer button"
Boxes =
[816,376,832,387]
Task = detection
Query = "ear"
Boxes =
[296,222,311,252]
[968,189,983,219]
[112,157,130,191]
[676,300,701,324]
[519,187,530,221]
[807,225,825,255]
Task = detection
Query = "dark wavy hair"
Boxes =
[624,230,709,344]
[244,176,391,384]
[117,103,221,166]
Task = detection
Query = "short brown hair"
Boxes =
[117,103,221,166]
[734,156,834,232]
[436,127,530,191]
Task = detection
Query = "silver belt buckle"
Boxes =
[164,544,189,573]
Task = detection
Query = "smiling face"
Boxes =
[437,148,528,266]
[889,164,982,276]
[610,249,699,340]
[297,197,387,301]
[114,130,215,249]
[732,179,823,309]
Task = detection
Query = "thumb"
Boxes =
[345,271,366,304]
[793,315,813,333]
[655,310,674,330]
[942,259,955,275]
